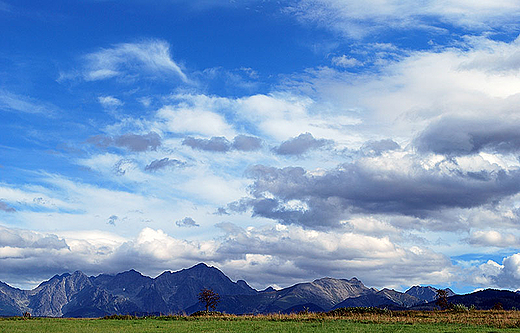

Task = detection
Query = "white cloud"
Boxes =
[156,104,235,137]
[83,40,188,82]
[468,230,518,247]
[286,0,520,38]
[332,55,363,68]
[0,223,453,290]
[279,36,520,143]
[467,254,520,288]
[98,96,123,108]
[0,90,58,115]
[234,93,362,144]
[0,185,76,212]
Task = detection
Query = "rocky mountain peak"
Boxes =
[405,286,456,303]
[0,264,471,318]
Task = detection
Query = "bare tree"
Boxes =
[198,288,220,312]
[435,289,449,310]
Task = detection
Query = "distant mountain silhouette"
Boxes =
[2,263,517,317]
[333,288,422,309]
[405,286,455,303]
[186,276,374,314]
[412,289,520,310]
[0,263,256,317]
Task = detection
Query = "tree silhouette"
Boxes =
[492,302,504,310]
[198,288,220,312]
[435,289,449,310]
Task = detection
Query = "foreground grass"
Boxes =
[2,310,520,332]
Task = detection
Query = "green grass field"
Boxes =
[2,313,520,333]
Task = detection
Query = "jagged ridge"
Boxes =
[7,263,508,318]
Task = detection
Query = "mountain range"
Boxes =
[0,263,516,317]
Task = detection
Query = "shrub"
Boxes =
[492,302,504,311]
[451,304,469,313]
[190,311,223,317]
[102,314,138,320]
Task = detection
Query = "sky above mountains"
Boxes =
[2,0,520,293]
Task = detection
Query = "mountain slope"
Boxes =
[0,263,517,317]
[28,271,93,317]
[186,277,374,314]
[412,289,520,310]
[405,286,455,303]
[271,277,373,311]
[0,281,27,316]
[60,263,259,317]
[152,263,257,312]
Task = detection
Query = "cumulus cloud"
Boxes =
[144,158,185,172]
[183,136,231,152]
[182,135,263,153]
[498,254,520,287]
[232,156,520,228]
[0,226,68,250]
[468,230,518,247]
[232,135,263,151]
[361,139,400,156]
[215,223,453,288]
[0,225,452,290]
[415,116,520,156]
[0,200,15,212]
[87,132,161,152]
[469,254,520,289]
[276,36,520,148]
[154,93,360,144]
[83,40,187,82]
[156,102,235,137]
[114,132,161,152]
[175,217,200,228]
[272,132,332,156]
[457,36,520,73]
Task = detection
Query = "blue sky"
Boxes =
[3,0,520,293]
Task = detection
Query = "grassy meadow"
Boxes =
[2,310,520,332]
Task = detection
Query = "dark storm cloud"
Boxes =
[0,200,15,212]
[272,133,332,156]
[145,158,185,172]
[415,116,520,156]
[175,217,200,228]
[230,161,520,228]
[232,135,262,151]
[87,132,161,152]
[183,135,263,153]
